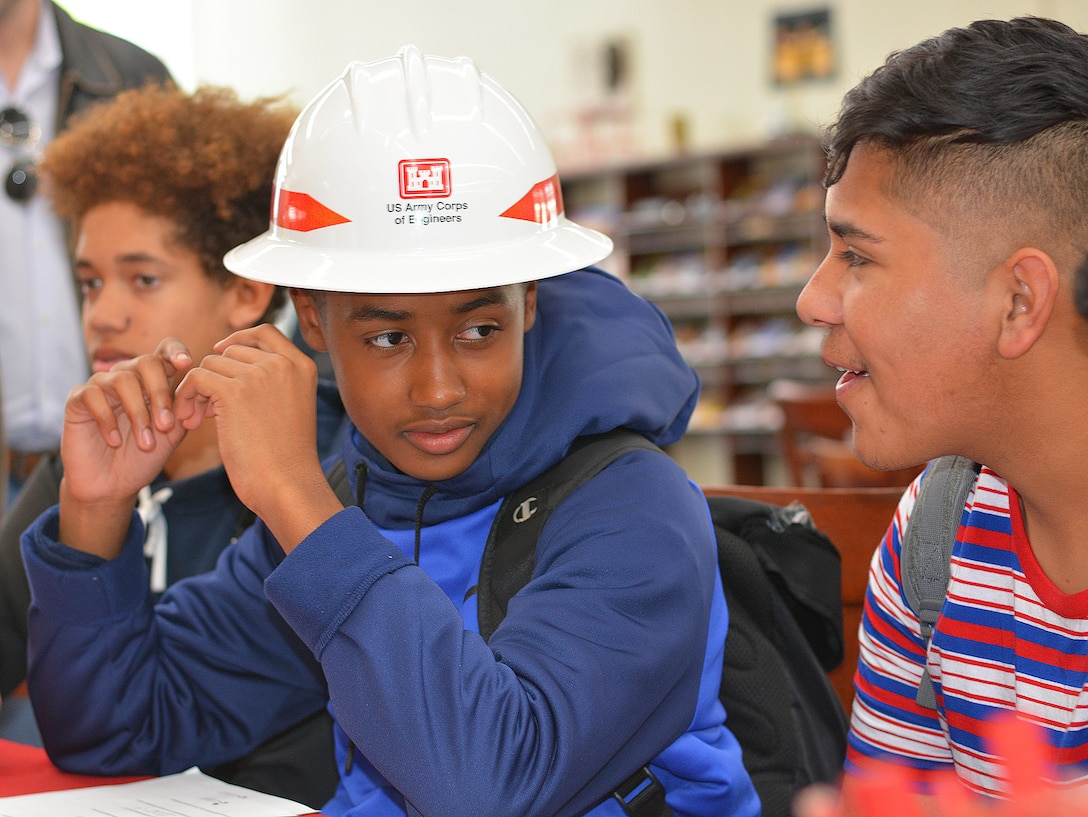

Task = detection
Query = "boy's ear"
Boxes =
[227,279,277,330]
[523,282,538,332]
[291,288,329,352]
[996,248,1058,360]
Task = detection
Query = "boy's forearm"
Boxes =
[57,477,136,560]
[256,477,345,555]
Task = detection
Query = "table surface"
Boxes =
[0,737,148,796]
[0,738,327,815]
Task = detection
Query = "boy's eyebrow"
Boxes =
[350,305,410,322]
[452,291,510,314]
[827,218,885,244]
[74,252,163,270]
[349,291,511,322]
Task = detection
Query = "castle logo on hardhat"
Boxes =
[223,45,613,294]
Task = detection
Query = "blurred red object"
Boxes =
[793,713,1081,817]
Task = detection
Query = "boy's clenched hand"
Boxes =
[58,341,193,557]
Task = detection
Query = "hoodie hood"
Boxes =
[338,267,700,528]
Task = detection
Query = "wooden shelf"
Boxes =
[563,135,833,484]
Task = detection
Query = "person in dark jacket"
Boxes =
[20,47,759,817]
[0,0,172,505]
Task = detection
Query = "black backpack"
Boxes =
[330,429,849,817]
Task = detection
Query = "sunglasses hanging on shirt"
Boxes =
[0,106,41,203]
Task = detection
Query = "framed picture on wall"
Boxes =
[772,8,836,85]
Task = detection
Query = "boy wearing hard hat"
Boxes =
[19,48,759,817]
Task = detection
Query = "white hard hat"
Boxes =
[224,45,613,293]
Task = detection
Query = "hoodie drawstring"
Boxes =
[353,461,368,510]
[413,485,437,564]
[137,485,174,593]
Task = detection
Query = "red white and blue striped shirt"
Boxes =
[848,465,1088,796]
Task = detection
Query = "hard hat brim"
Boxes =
[224,218,614,293]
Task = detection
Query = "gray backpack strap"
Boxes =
[900,455,980,709]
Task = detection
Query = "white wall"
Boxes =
[58,1,1088,165]
[56,0,195,90]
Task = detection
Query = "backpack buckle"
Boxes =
[612,765,668,817]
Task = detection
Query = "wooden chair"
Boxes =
[702,483,903,714]
[768,378,922,488]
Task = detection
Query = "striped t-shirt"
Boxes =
[847,464,1088,796]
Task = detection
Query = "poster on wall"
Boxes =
[772,8,836,84]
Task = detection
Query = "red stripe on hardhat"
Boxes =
[275,189,351,232]
[500,174,565,224]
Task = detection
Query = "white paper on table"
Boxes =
[0,767,316,817]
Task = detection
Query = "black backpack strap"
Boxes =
[476,428,672,817]
[613,766,674,817]
[901,455,980,709]
[476,429,661,640]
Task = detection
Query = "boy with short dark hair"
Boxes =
[20,47,759,817]
[796,15,1088,804]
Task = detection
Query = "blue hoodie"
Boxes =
[22,268,759,817]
